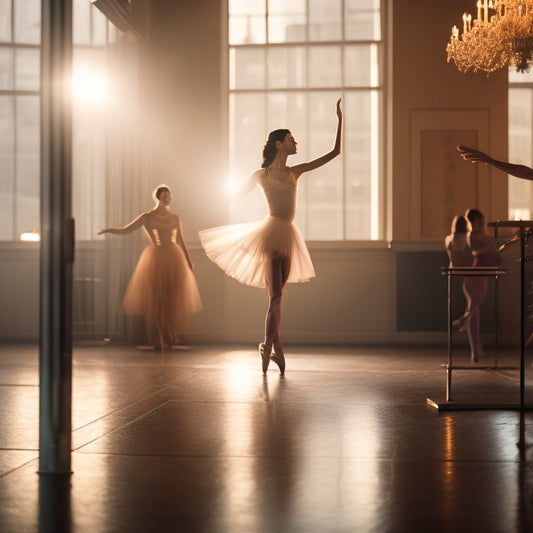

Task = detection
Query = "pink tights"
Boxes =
[263,254,291,350]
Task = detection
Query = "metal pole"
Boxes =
[446,271,452,402]
[39,0,74,475]
[520,227,525,410]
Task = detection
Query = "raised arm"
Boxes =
[291,98,342,179]
[457,145,533,181]
[97,212,146,236]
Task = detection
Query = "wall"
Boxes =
[0,0,516,346]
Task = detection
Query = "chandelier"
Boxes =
[446,0,533,74]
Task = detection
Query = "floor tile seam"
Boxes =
[71,388,189,450]
[0,456,38,478]
[72,397,183,452]
[158,399,439,407]
[70,450,530,463]
[0,384,38,387]
[0,447,38,451]
[71,384,182,435]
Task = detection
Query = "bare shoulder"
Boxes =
[252,168,267,180]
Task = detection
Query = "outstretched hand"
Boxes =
[457,145,490,164]
[336,98,342,120]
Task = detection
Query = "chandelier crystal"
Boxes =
[446,0,533,74]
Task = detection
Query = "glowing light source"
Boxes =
[20,229,40,242]
[227,175,239,195]
[72,63,107,103]
[446,0,533,74]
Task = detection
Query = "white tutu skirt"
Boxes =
[122,243,202,346]
[199,216,315,288]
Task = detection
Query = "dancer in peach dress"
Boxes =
[200,99,342,375]
[98,185,202,350]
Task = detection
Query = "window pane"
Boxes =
[309,0,342,41]
[14,0,40,44]
[302,92,343,239]
[230,0,265,16]
[230,47,266,90]
[230,92,266,177]
[268,14,306,43]
[508,87,533,220]
[0,95,14,239]
[229,15,266,44]
[15,95,39,237]
[0,46,13,89]
[92,6,108,46]
[345,43,380,87]
[229,1,384,240]
[229,93,267,223]
[345,0,381,41]
[268,2,306,43]
[73,0,92,45]
[73,102,107,240]
[344,90,380,240]
[267,46,306,88]
[265,92,307,143]
[0,0,11,42]
[15,47,39,91]
[309,45,342,87]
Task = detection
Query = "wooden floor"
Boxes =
[1,342,533,532]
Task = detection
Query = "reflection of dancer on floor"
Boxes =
[98,185,202,350]
[456,209,499,363]
[200,99,342,375]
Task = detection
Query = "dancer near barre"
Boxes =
[448,208,499,363]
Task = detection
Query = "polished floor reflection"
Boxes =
[0,343,532,532]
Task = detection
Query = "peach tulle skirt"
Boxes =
[122,243,202,346]
[199,216,315,288]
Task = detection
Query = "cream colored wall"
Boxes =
[391,0,508,241]
[0,1,514,345]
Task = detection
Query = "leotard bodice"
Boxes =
[142,212,179,246]
[259,169,297,222]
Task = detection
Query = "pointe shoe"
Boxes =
[471,346,483,364]
[259,343,271,374]
[271,350,285,375]
[453,314,470,332]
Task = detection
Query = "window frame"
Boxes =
[227,0,387,242]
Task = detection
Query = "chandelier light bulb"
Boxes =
[446,0,533,74]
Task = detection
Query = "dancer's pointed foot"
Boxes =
[259,343,271,374]
[453,314,470,332]
[271,346,285,375]
[471,346,483,364]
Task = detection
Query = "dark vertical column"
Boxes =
[39,0,74,475]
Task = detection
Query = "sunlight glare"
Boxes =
[20,229,40,242]
[73,63,107,104]
[227,175,239,195]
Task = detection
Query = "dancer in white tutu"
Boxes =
[200,99,342,375]
[98,185,202,350]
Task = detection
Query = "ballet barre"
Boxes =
[489,220,533,411]
[439,266,509,404]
